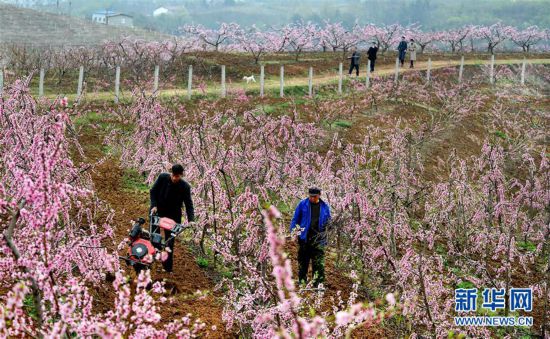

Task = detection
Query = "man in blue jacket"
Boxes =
[290,187,331,287]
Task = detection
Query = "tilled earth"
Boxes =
[78,128,229,338]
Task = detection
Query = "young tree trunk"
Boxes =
[541,212,550,337]
[4,201,44,329]
[418,249,436,338]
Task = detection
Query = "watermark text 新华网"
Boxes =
[454,287,533,327]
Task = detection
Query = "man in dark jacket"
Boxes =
[367,41,379,72]
[397,36,408,67]
[290,187,331,287]
[150,164,195,273]
[347,47,361,77]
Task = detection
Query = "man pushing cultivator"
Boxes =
[120,164,195,274]
[150,164,195,273]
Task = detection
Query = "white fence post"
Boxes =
[394,57,399,82]
[427,58,432,83]
[221,65,226,98]
[308,67,313,97]
[366,60,371,88]
[458,56,464,83]
[187,65,193,100]
[114,66,120,104]
[153,65,159,93]
[39,68,45,97]
[0,69,3,96]
[260,65,265,97]
[338,62,343,94]
[77,66,84,96]
[490,54,495,85]
[280,65,284,98]
[521,57,526,85]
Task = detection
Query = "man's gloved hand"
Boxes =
[151,207,157,214]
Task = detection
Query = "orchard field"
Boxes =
[1,22,550,339]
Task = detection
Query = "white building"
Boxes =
[92,10,133,27]
[153,6,169,17]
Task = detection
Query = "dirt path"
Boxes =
[59,57,550,102]
[78,127,229,338]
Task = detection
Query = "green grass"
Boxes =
[254,99,309,116]
[447,330,467,339]
[23,294,39,321]
[101,144,114,155]
[121,169,149,193]
[73,111,104,127]
[332,120,353,128]
[456,280,476,289]
[435,243,447,256]
[196,257,210,268]
[220,270,233,279]
[264,84,312,98]
[493,130,508,140]
[516,240,536,252]
[256,104,276,115]
[277,100,307,109]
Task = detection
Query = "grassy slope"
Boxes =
[0,4,166,46]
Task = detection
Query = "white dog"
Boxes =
[243,75,256,84]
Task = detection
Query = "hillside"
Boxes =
[0,4,168,46]
[40,0,550,32]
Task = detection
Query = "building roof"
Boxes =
[93,10,117,15]
[93,10,133,18]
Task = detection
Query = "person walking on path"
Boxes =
[150,164,195,273]
[408,38,417,68]
[290,187,331,287]
[367,41,379,72]
[397,36,408,67]
[347,47,361,77]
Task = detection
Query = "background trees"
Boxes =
[37,0,550,33]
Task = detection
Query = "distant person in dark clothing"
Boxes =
[397,36,408,67]
[150,164,195,273]
[347,47,361,77]
[367,41,379,72]
[290,187,331,287]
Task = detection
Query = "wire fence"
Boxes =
[0,55,546,101]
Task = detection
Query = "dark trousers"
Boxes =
[162,229,175,272]
[399,51,406,66]
[298,239,325,286]
[348,63,359,76]
[152,211,181,272]
[369,59,376,71]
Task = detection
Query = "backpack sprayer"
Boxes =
[119,213,191,273]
